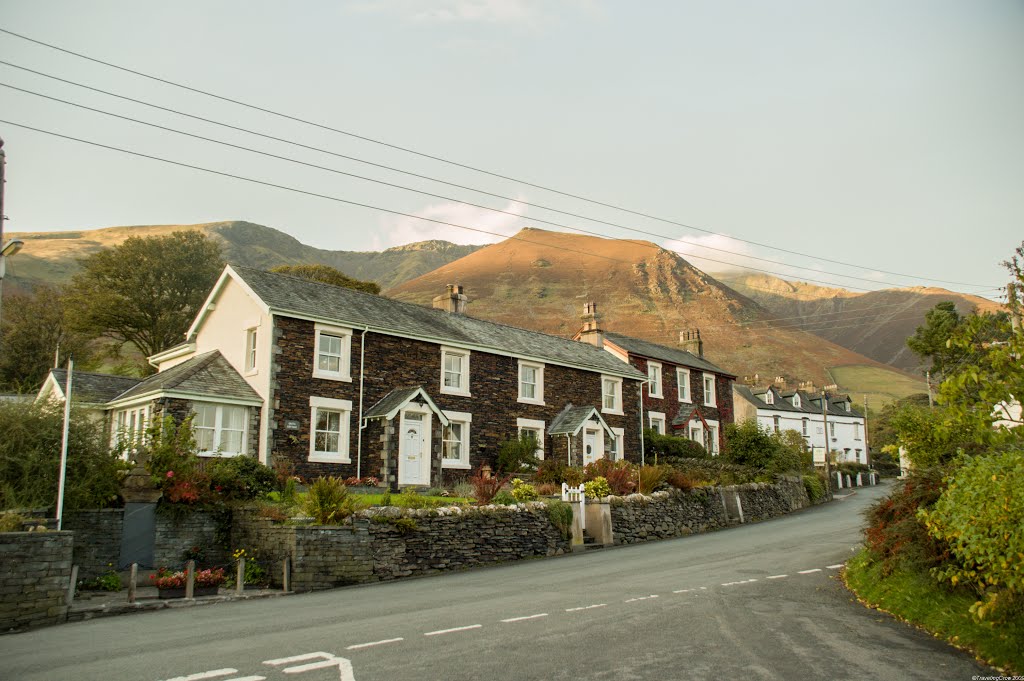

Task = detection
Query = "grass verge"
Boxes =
[843,548,1024,673]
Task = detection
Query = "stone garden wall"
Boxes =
[0,531,73,632]
[65,508,231,578]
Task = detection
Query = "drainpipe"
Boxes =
[355,326,369,479]
[566,434,572,467]
[639,379,648,466]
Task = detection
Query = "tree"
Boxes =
[722,419,801,474]
[906,302,962,377]
[270,264,380,295]
[64,231,224,369]
[0,286,97,392]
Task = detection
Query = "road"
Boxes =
[0,484,991,681]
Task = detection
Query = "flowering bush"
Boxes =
[583,476,612,499]
[150,566,226,590]
[510,479,538,502]
[343,476,381,487]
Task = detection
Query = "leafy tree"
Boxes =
[722,419,801,474]
[0,285,97,392]
[497,432,541,473]
[65,231,224,369]
[906,302,962,377]
[270,264,380,294]
[0,400,128,510]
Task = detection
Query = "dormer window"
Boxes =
[792,394,801,408]
[844,402,851,412]
[764,391,774,405]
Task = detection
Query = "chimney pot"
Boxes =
[578,301,604,348]
[433,283,469,314]
[679,329,704,358]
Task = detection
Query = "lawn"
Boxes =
[351,493,473,508]
[828,364,928,407]
[843,549,1023,673]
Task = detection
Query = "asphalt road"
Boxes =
[0,484,993,681]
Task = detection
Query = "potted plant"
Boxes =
[151,566,226,599]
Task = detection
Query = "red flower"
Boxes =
[166,471,175,478]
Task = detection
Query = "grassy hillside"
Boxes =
[828,364,928,406]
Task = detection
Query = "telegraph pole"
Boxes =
[863,394,871,467]
[821,388,832,485]
[926,370,934,408]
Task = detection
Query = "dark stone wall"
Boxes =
[63,510,123,580]
[0,532,73,632]
[269,317,641,481]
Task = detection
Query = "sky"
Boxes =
[0,0,1021,301]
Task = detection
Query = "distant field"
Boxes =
[828,364,927,407]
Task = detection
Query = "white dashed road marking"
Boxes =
[826,564,845,569]
[673,589,693,593]
[798,569,822,574]
[566,603,606,612]
[424,624,482,637]
[767,575,787,579]
[501,613,549,623]
[624,595,659,602]
[163,670,251,681]
[346,638,404,650]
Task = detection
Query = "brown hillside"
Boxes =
[388,228,906,387]
[721,273,1004,372]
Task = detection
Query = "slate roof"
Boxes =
[228,266,645,380]
[363,387,448,425]
[734,385,862,418]
[111,351,261,404]
[548,404,612,436]
[49,370,141,404]
[603,332,734,376]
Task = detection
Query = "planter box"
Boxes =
[158,585,219,599]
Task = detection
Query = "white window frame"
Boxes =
[440,346,471,397]
[244,327,258,374]
[764,391,774,405]
[517,360,545,405]
[442,410,473,469]
[193,402,249,458]
[648,411,666,435]
[677,368,691,403]
[309,396,352,463]
[793,394,801,408]
[704,418,720,456]
[648,361,663,398]
[601,375,623,415]
[773,415,781,433]
[688,420,703,443]
[854,422,861,440]
[516,417,545,461]
[312,323,353,382]
[609,426,625,461]
[112,404,151,451]
[703,373,717,407]
[801,418,809,437]
[830,421,836,438]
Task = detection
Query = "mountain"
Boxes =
[718,273,1004,373]
[3,221,482,292]
[387,227,920,400]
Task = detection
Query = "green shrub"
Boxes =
[583,476,612,499]
[395,489,448,509]
[644,429,707,460]
[546,500,574,540]
[0,512,26,532]
[81,565,122,592]
[863,468,949,574]
[920,451,1024,622]
[510,479,538,502]
[661,457,760,485]
[206,456,276,501]
[534,459,568,485]
[802,474,825,502]
[584,458,635,495]
[722,420,801,474]
[562,467,585,487]
[301,477,361,524]
[0,401,128,510]
[470,467,512,505]
[497,432,541,473]
[491,491,516,505]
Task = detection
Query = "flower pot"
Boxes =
[158,585,219,599]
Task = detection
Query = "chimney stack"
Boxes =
[432,284,468,315]
[679,329,703,358]
[578,302,604,348]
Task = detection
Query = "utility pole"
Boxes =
[863,394,871,467]
[0,136,25,339]
[1008,282,1021,336]
[821,388,832,485]
[926,370,934,408]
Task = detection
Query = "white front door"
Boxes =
[583,428,602,465]
[399,411,429,486]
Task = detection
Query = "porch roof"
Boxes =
[548,404,614,438]
[363,386,450,426]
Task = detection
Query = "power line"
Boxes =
[0,28,999,290]
[1,63,998,293]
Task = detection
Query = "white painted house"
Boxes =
[733,385,869,465]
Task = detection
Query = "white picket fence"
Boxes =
[561,483,586,530]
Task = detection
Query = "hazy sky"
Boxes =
[1,1,1020,301]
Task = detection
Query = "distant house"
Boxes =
[41,266,646,487]
[574,306,737,455]
[733,384,868,464]
[36,370,141,424]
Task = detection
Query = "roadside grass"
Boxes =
[828,364,927,406]
[843,548,1024,673]
[351,493,472,508]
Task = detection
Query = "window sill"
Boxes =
[308,455,351,464]
[244,368,259,377]
[517,397,545,406]
[440,388,471,397]
[198,451,242,458]
[649,392,663,400]
[601,408,624,416]
[441,461,472,470]
[678,397,692,404]
[312,371,352,382]
[703,402,717,408]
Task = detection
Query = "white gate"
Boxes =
[561,483,586,530]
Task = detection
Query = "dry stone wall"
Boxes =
[0,531,72,632]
